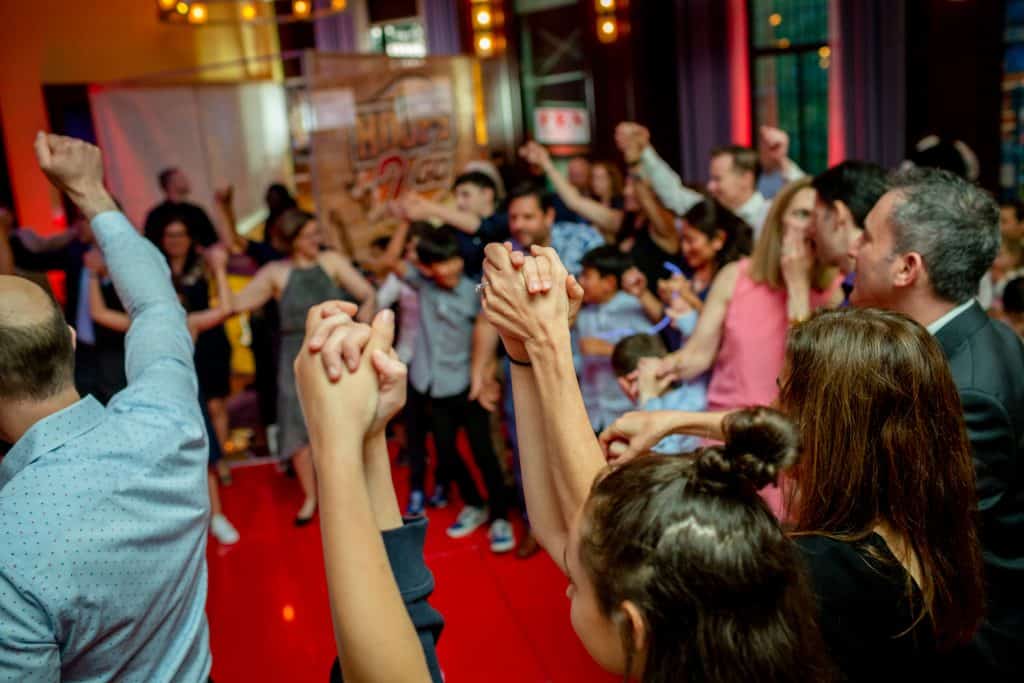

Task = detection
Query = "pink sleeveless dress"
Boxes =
[707,258,843,516]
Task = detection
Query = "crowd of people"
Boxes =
[1,115,1023,683]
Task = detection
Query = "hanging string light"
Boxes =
[156,0,348,26]
[471,1,506,58]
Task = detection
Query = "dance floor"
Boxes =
[206,457,617,682]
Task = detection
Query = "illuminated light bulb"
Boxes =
[598,18,618,43]
[597,0,615,8]
[476,9,492,26]
[477,35,493,52]
[293,0,311,17]
[158,0,177,10]
[240,2,256,20]
[282,605,295,622]
[175,1,190,15]
[769,13,782,26]
[331,0,347,9]
[818,46,831,58]
[777,38,790,48]
[188,2,207,23]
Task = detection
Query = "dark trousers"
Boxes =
[407,384,508,520]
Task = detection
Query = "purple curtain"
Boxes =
[423,0,462,55]
[672,0,734,184]
[837,0,906,169]
[315,5,357,52]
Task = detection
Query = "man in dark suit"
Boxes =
[850,167,1023,680]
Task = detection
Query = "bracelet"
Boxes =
[508,355,532,367]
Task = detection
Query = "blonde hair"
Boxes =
[749,178,837,291]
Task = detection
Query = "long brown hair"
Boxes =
[591,160,624,201]
[749,177,836,291]
[580,408,834,683]
[780,308,985,649]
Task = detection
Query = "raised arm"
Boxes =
[400,195,481,235]
[632,175,680,255]
[621,267,666,324]
[35,133,196,402]
[481,245,606,561]
[616,122,702,216]
[520,142,623,239]
[213,186,248,253]
[659,260,739,381]
[295,304,434,683]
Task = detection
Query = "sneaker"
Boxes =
[406,490,425,517]
[446,505,488,539]
[210,513,240,545]
[489,519,515,554]
[428,485,449,509]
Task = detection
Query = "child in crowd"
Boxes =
[610,333,707,455]
[575,245,660,433]
[393,226,514,553]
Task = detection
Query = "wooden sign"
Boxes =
[303,52,479,259]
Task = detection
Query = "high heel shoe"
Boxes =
[294,498,317,526]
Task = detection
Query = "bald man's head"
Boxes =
[0,276,75,401]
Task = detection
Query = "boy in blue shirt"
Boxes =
[610,333,708,453]
[395,226,513,553]
[575,246,660,433]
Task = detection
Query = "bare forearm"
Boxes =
[785,282,811,323]
[422,201,481,234]
[363,432,404,532]
[544,161,621,235]
[660,410,729,441]
[509,364,571,568]
[638,290,664,323]
[315,435,431,683]
[525,327,606,520]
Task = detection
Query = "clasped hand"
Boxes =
[479,242,583,360]
[293,302,408,451]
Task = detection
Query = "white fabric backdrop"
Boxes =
[89,83,293,235]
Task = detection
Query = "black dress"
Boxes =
[796,534,971,682]
[176,262,232,399]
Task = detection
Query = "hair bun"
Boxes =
[695,408,800,492]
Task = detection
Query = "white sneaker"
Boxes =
[446,506,488,539]
[489,519,515,554]
[210,513,240,545]
[266,424,280,459]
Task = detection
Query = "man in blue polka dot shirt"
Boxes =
[0,134,211,682]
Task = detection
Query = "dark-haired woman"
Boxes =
[603,307,987,682]
[223,208,376,525]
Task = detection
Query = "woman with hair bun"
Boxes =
[602,307,987,681]
[479,239,833,679]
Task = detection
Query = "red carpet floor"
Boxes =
[206,459,618,683]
